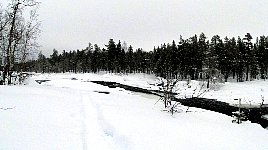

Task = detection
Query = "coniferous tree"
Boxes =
[120,47,126,73]
[250,40,258,79]
[115,40,122,72]
[256,36,268,79]
[100,48,108,71]
[237,37,245,82]
[228,37,238,79]
[189,35,201,79]
[197,33,208,79]
[153,46,161,76]
[126,45,134,73]
[220,37,233,82]
[49,49,59,72]
[106,39,116,72]
[37,51,46,73]
[91,44,101,73]
[243,33,253,81]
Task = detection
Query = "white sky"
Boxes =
[3,0,268,55]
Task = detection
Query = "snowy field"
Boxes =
[1,73,268,150]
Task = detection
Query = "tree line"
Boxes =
[18,32,268,82]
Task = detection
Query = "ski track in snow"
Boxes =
[79,91,88,150]
[81,91,130,150]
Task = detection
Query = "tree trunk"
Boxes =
[207,77,210,88]
[4,1,20,85]
[246,65,249,81]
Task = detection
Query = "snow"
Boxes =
[0,86,82,149]
[1,73,268,150]
[204,80,268,105]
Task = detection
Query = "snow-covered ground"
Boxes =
[204,80,268,105]
[1,73,268,150]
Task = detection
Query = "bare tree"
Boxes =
[0,4,9,66]
[155,70,181,115]
[0,5,9,33]
[20,9,40,63]
[1,0,40,84]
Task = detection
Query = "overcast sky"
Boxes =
[3,0,268,55]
